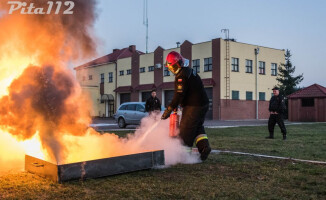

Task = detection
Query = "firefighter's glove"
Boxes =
[161,106,173,120]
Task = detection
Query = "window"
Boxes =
[119,105,127,110]
[232,90,239,100]
[136,104,145,112]
[164,67,170,76]
[231,57,239,72]
[127,69,132,75]
[88,75,93,80]
[192,59,200,74]
[271,63,277,76]
[108,72,113,83]
[259,61,265,74]
[126,104,136,111]
[119,70,124,76]
[140,67,145,73]
[148,66,154,72]
[245,59,253,73]
[100,73,104,83]
[246,91,253,100]
[302,98,314,107]
[82,76,86,81]
[259,92,265,101]
[204,57,212,72]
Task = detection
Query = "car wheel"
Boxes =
[118,118,126,128]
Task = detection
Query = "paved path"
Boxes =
[90,118,321,132]
[209,149,326,165]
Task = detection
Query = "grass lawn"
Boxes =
[0,124,325,199]
[207,123,326,161]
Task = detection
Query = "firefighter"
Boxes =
[145,89,162,114]
[267,87,287,140]
[161,51,211,161]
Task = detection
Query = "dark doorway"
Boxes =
[101,94,115,118]
[141,91,152,102]
[164,90,174,108]
[108,100,114,117]
[205,88,213,119]
[120,93,131,105]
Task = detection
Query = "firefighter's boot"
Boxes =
[265,133,274,139]
[195,134,211,161]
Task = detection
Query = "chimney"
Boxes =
[129,45,136,52]
[113,49,119,53]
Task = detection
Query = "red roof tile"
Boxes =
[114,86,133,93]
[287,84,326,99]
[134,84,156,91]
[74,47,144,70]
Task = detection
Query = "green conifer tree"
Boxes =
[276,49,303,118]
[277,49,303,96]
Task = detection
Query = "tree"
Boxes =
[276,49,303,118]
[277,49,303,96]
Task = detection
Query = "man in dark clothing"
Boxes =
[161,51,211,161]
[145,90,161,114]
[267,87,287,140]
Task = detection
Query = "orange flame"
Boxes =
[0,1,200,173]
[0,0,99,171]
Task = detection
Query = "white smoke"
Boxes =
[132,112,201,166]
[61,112,201,166]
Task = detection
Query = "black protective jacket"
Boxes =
[145,96,161,112]
[269,95,286,114]
[169,67,209,109]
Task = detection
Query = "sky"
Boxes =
[92,0,326,87]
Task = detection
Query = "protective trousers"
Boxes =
[179,104,211,160]
[268,114,287,137]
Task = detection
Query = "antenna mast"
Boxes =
[221,29,229,40]
[143,0,149,53]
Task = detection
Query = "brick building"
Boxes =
[74,38,285,120]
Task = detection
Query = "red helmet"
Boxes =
[165,51,184,75]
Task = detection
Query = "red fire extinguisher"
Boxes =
[169,109,180,137]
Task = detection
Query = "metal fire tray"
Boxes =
[25,150,165,182]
